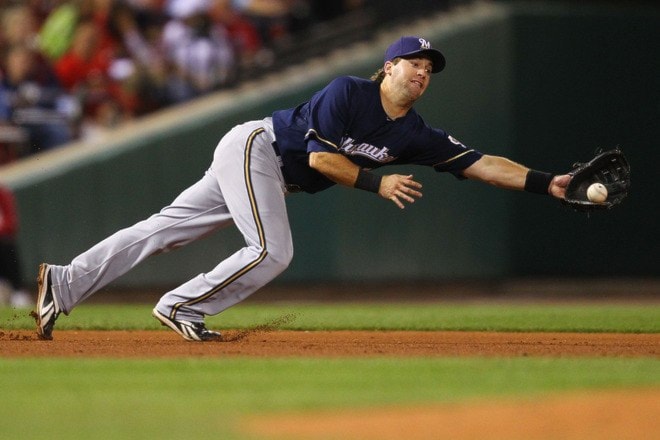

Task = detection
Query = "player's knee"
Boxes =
[266,246,293,275]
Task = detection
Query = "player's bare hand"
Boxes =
[379,174,423,209]
[549,174,571,199]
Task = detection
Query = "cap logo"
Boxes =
[384,36,445,73]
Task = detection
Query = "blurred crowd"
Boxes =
[0,0,365,164]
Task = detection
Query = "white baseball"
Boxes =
[587,183,608,203]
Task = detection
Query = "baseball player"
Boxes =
[35,36,571,341]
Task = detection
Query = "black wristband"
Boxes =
[354,169,382,193]
[524,170,554,195]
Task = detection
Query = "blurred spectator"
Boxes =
[161,0,236,103]
[209,0,266,70]
[0,0,374,157]
[0,3,41,51]
[53,18,137,139]
[110,1,171,112]
[230,0,297,48]
[0,185,30,308]
[37,1,79,61]
[0,45,75,154]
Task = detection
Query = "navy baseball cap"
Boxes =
[384,36,446,73]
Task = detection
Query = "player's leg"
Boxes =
[37,169,233,339]
[154,119,292,323]
[47,171,232,315]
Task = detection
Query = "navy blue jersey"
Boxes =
[272,76,482,193]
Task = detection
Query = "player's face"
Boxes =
[387,57,432,100]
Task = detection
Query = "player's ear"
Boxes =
[384,60,394,74]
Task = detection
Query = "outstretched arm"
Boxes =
[461,154,570,199]
[309,152,422,209]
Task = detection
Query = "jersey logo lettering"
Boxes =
[340,137,396,163]
[419,38,431,50]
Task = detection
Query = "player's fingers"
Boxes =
[398,186,422,198]
[397,190,417,203]
[396,177,422,197]
[549,175,570,199]
[390,195,405,209]
[552,186,567,199]
[402,186,423,198]
[403,175,423,189]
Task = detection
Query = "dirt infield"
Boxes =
[2,329,658,439]
[0,329,658,357]
[242,389,660,440]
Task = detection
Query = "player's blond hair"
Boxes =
[370,69,385,82]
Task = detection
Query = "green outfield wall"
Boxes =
[1,2,658,287]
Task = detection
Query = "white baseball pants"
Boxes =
[48,118,293,322]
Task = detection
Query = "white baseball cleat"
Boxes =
[35,263,61,340]
[152,308,222,342]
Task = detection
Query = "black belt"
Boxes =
[272,142,303,193]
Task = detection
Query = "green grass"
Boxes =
[2,301,658,439]
[2,302,659,332]
[1,357,658,439]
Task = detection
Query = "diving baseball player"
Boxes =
[36,36,571,341]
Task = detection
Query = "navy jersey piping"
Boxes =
[305,128,338,150]
[432,149,475,167]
